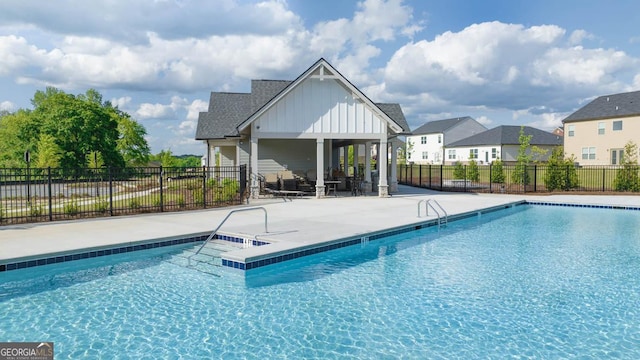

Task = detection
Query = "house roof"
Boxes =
[447,125,563,147]
[563,90,640,123]
[411,116,475,135]
[196,58,409,140]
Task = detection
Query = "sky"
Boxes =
[1,0,639,155]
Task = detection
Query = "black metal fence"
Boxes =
[398,163,640,193]
[0,165,247,225]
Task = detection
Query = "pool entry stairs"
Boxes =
[167,240,243,276]
[167,207,268,276]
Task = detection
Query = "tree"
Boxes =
[0,109,39,167]
[613,141,640,192]
[491,158,505,184]
[544,146,579,191]
[112,109,151,166]
[453,161,466,179]
[467,159,480,182]
[34,134,62,168]
[511,127,533,185]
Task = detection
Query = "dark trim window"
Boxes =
[613,121,622,131]
[421,136,427,144]
[469,148,478,159]
[491,148,497,159]
[422,151,428,160]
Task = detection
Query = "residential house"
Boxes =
[195,58,411,198]
[563,90,640,165]
[406,117,487,164]
[445,125,562,165]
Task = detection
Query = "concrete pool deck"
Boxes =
[1,185,640,270]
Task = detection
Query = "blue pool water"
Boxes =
[2,205,640,359]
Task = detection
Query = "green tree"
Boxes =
[613,141,640,192]
[490,158,505,184]
[113,109,151,166]
[156,149,179,167]
[544,146,579,191]
[453,161,466,179]
[34,134,63,168]
[511,127,533,185]
[467,159,480,182]
[0,109,39,167]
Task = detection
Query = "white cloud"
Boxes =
[383,21,638,117]
[0,100,15,111]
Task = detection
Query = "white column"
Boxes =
[378,139,389,197]
[250,136,259,198]
[364,141,372,193]
[390,141,398,192]
[353,144,360,176]
[343,146,349,175]
[315,138,325,198]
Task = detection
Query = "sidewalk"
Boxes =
[2,186,639,267]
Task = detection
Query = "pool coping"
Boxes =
[5,198,639,273]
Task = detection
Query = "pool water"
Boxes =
[2,205,640,359]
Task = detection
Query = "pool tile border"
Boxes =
[3,200,639,273]
[0,234,261,273]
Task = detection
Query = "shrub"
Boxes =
[94,199,109,213]
[193,188,204,206]
[613,141,640,192]
[467,160,480,182]
[544,147,579,191]
[29,205,43,217]
[491,159,505,184]
[453,162,466,179]
[177,195,186,208]
[64,201,79,216]
[128,198,141,209]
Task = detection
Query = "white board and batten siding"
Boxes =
[253,78,386,139]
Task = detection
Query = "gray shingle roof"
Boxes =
[563,90,640,123]
[447,125,562,147]
[411,116,474,134]
[376,103,411,134]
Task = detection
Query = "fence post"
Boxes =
[429,165,432,188]
[602,168,606,192]
[464,165,467,192]
[533,165,537,192]
[202,165,207,209]
[159,166,164,212]
[418,165,422,187]
[523,165,527,193]
[440,165,443,189]
[489,163,493,193]
[108,167,114,216]
[47,167,53,221]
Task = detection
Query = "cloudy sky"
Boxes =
[1,0,639,155]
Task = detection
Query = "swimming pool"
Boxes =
[2,204,640,358]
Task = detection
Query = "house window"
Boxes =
[421,136,427,144]
[491,148,497,159]
[448,149,456,160]
[598,122,605,135]
[469,149,478,159]
[422,151,428,160]
[568,125,575,137]
[613,121,623,131]
[581,147,596,160]
[438,135,442,144]
[611,149,624,165]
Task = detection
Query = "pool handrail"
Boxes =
[417,199,448,228]
[188,207,268,266]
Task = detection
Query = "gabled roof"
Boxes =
[563,90,640,123]
[236,58,405,134]
[447,125,562,147]
[196,58,409,139]
[411,116,476,135]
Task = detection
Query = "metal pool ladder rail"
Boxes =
[417,199,448,228]
[188,207,268,266]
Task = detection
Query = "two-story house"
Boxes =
[406,117,487,165]
[563,90,640,165]
[445,125,562,165]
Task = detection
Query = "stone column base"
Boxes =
[315,185,326,199]
[363,181,372,194]
[378,185,389,197]
[389,181,398,193]
[250,185,260,199]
